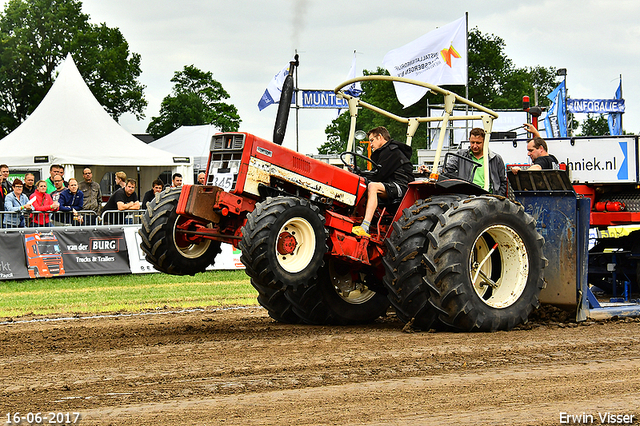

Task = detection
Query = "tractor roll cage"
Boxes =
[335,75,499,191]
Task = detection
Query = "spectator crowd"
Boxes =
[1,164,204,228]
[1,164,147,228]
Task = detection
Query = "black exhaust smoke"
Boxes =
[273,54,299,146]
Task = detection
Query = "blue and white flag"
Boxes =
[258,60,293,111]
[544,80,567,138]
[608,79,623,136]
[344,51,362,97]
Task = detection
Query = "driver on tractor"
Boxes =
[352,126,414,238]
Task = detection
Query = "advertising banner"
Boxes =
[125,227,159,274]
[0,226,244,281]
[0,232,31,280]
[55,228,130,276]
[1,228,131,280]
[213,244,245,270]
[124,227,245,274]
[544,81,567,138]
[489,136,637,184]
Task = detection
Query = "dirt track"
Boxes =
[1,306,639,426]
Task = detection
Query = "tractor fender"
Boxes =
[390,178,491,230]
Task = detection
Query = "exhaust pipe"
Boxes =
[273,54,299,146]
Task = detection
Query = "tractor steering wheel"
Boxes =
[340,152,381,176]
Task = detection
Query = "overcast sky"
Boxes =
[4,0,639,154]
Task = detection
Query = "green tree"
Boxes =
[72,23,146,121]
[466,27,513,107]
[320,27,558,157]
[147,65,241,138]
[468,28,557,109]
[0,0,146,138]
[579,113,610,136]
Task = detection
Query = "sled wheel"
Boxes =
[285,259,390,325]
[382,195,461,330]
[139,187,221,275]
[240,196,327,290]
[425,195,546,331]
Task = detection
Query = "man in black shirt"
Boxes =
[0,164,9,206]
[512,124,559,173]
[352,126,414,237]
[23,173,36,199]
[102,179,140,224]
[526,136,559,170]
[142,179,164,209]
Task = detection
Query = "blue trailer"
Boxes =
[509,169,640,321]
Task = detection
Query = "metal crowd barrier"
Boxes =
[100,209,146,226]
[0,210,146,229]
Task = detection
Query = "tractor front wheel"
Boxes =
[139,188,221,275]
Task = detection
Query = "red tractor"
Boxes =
[139,63,546,331]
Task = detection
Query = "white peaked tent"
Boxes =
[0,54,192,189]
[150,124,220,172]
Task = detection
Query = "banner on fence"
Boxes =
[124,227,245,274]
[55,228,130,276]
[0,232,31,280]
[1,225,245,281]
[22,229,130,278]
[125,227,159,274]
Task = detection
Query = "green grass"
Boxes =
[0,270,257,319]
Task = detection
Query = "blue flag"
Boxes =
[258,60,294,111]
[608,79,623,135]
[344,51,363,97]
[544,81,567,138]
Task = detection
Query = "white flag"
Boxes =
[344,51,362,97]
[258,59,293,111]
[382,16,467,108]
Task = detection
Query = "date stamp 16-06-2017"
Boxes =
[5,412,81,425]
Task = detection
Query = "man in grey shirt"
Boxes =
[78,167,102,223]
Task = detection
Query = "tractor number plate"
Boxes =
[210,172,234,191]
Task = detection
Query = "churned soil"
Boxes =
[1,305,639,425]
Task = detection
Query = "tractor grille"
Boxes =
[211,134,245,151]
[207,134,245,191]
[292,155,311,173]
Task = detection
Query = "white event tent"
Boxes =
[0,54,192,192]
[150,124,219,172]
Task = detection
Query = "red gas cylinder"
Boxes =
[595,201,626,212]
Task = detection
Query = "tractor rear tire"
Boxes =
[284,259,390,325]
[250,278,300,323]
[425,195,546,332]
[240,196,328,290]
[382,195,461,330]
[139,187,222,275]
